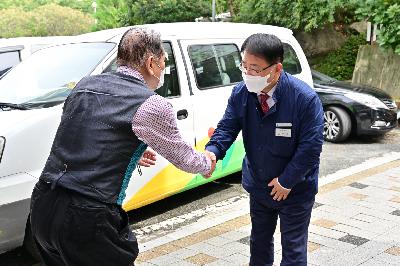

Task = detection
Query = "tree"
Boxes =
[216,0,242,18]
[0,4,93,38]
[355,0,400,55]
[124,0,212,25]
[0,8,36,37]
[92,0,127,30]
[235,0,355,32]
[0,0,92,12]
[33,4,93,36]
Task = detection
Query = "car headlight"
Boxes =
[0,137,5,163]
[345,92,388,110]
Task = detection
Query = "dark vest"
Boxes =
[40,72,155,205]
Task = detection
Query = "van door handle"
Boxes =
[177,109,188,120]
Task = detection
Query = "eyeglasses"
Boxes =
[238,62,275,74]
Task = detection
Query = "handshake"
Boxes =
[138,149,217,179]
[203,150,217,178]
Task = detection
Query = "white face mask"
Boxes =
[242,72,272,93]
[153,67,165,90]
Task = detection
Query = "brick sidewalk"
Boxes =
[136,160,400,266]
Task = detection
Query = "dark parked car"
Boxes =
[312,70,398,142]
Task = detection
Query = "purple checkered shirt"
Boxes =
[116,66,211,175]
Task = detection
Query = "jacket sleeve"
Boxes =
[278,95,324,189]
[205,88,242,160]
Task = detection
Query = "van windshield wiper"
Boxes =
[0,102,30,110]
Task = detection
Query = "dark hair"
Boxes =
[117,27,164,69]
[241,33,284,64]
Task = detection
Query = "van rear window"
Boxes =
[283,44,302,75]
[188,44,242,90]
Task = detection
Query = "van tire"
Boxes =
[23,215,41,261]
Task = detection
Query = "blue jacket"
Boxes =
[206,72,324,205]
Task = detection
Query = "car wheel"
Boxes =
[324,106,351,142]
[23,215,41,261]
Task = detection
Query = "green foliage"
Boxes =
[124,0,212,25]
[355,0,400,55]
[33,4,93,36]
[0,4,93,37]
[236,0,356,32]
[0,0,93,12]
[310,34,367,80]
[215,0,243,17]
[92,0,127,30]
[0,8,36,37]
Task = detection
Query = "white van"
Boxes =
[0,22,312,255]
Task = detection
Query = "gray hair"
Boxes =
[117,27,164,69]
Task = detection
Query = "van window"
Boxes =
[157,42,180,98]
[103,42,180,98]
[283,44,302,75]
[189,44,242,90]
[0,51,21,76]
[0,42,115,106]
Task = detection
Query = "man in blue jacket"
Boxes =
[206,34,324,265]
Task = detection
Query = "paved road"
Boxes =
[1,128,399,266]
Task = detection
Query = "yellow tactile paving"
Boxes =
[348,193,368,200]
[312,218,338,228]
[185,253,218,265]
[308,241,322,253]
[390,196,400,203]
[385,246,400,256]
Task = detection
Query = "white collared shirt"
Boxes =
[257,84,277,109]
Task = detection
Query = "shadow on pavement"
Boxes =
[128,172,242,224]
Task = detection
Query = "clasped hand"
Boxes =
[268,177,291,201]
[203,150,216,178]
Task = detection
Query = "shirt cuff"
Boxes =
[276,177,290,190]
[205,145,222,161]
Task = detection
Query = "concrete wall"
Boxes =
[352,45,400,99]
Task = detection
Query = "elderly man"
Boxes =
[30,27,216,266]
[206,33,324,265]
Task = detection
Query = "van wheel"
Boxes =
[23,215,41,261]
[324,106,351,142]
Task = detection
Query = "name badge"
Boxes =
[275,128,292,138]
[276,123,292,127]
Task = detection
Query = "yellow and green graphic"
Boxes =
[123,129,245,211]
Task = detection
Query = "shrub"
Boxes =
[310,33,367,80]
[355,0,400,55]
[235,0,356,32]
[125,0,211,25]
[0,4,93,37]
[0,8,36,37]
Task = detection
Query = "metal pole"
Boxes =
[212,0,216,22]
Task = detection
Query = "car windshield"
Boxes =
[312,69,337,85]
[0,42,115,108]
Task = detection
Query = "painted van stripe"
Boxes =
[123,138,244,211]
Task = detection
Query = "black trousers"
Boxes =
[30,180,139,266]
[249,194,314,266]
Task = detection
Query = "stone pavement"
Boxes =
[135,160,400,266]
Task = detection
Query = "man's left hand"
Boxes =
[138,149,157,167]
[268,177,291,201]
